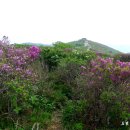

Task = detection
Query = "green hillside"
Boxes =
[67,38,121,55]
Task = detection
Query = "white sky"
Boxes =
[0,0,130,52]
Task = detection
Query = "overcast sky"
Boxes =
[0,0,130,52]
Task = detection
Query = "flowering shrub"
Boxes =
[80,57,130,128]
[63,57,130,130]
[0,36,41,93]
[88,57,130,84]
[28,46,41,60]
[0,37,40,80]
[0,37,41,128]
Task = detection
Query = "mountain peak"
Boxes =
[78,38,88,42]
[67,38,121,55]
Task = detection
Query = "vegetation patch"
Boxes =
[0,37,129,129]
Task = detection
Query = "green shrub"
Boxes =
[40,47,66,71]
[62,57,130,130]
[40,43,96,71]
[62,100,88,130]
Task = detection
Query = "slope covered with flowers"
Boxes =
[90,57,130,83]
[0,37,129,129]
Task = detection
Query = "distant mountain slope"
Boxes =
[21,42,51,46]
[67,38,121,55]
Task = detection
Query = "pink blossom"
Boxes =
[0,49,3,57]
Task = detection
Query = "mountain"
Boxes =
[66,38,121,55]
[20,39,121,55]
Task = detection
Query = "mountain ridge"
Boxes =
[66,38,121,55]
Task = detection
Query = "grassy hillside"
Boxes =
[67,38,121,55]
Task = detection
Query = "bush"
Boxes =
[62,100,88,130]
[40,47,66,71]
[0,37,52,129]
[40,43,96,71]
[62,57,130,130]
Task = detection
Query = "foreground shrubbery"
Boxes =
[0,37,54,129]
[62,57,130,130]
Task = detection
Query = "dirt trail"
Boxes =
[47,111,63,130]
